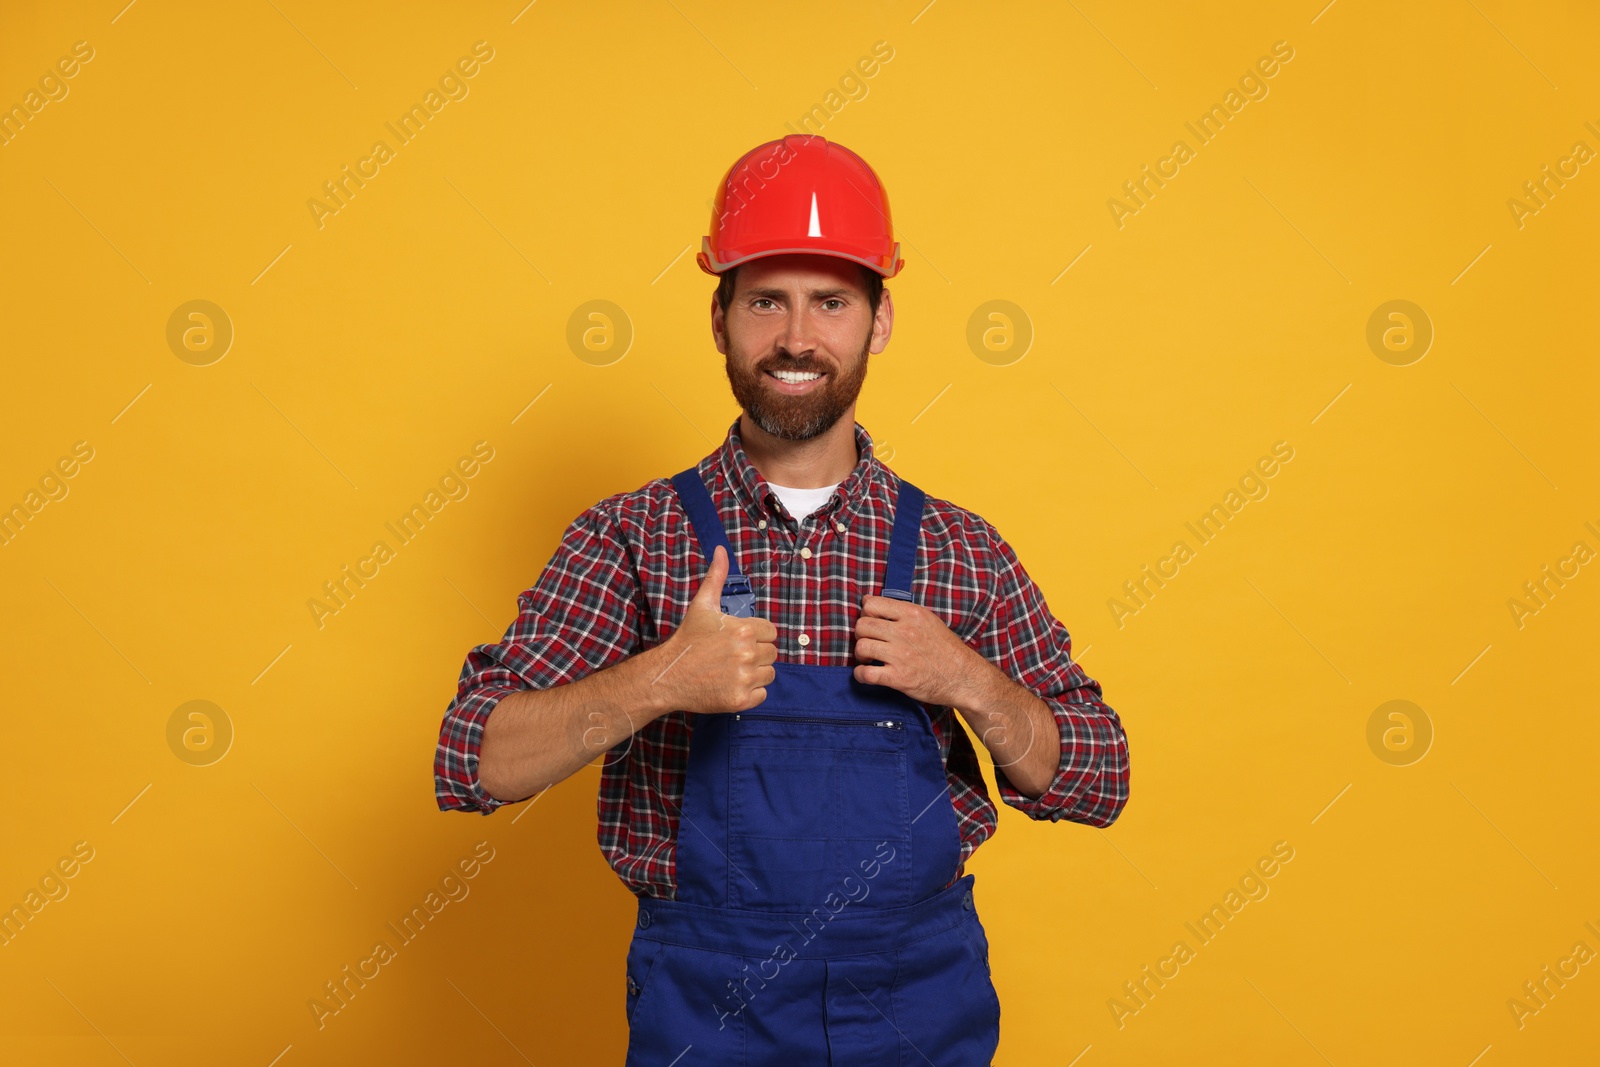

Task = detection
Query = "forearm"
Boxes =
[478,642,680,802]
[952,656,1061,799]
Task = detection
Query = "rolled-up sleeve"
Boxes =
[434,499,644,815]
[971,520,1130,826]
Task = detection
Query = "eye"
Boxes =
[751,298,777,310]
[822,298,845,310]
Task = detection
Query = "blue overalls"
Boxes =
[620,467,1001,1065]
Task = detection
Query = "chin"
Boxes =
[750,403,841,441]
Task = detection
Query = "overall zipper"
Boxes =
[735,713,902,729]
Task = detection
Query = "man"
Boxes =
[435,134,1131,1064]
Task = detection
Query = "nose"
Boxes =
[779,305,818,359]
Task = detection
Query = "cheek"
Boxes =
[821,316,875,357]
[722,340,765,383]
[728,320,779,362]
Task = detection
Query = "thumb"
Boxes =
[689,544,729,612]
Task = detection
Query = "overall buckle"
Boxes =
[721,575,757,618]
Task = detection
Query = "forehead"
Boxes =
[734,254,869,293]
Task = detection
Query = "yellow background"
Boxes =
[2,0,1596,1063]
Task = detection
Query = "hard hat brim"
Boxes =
[697,237,902,278]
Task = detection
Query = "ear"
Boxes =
[710,290,729,355]
[869,287,894,355]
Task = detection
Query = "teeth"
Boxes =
[771,370,822,383]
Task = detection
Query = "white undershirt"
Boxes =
[768,481,840,523]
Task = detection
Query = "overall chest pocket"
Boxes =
[727,714,913,911]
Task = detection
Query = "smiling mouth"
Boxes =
[758,371,825,396]
[767,369,825,383]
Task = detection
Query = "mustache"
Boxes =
[760,357,829,373]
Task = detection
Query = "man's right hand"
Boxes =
[657,544,778,714]
[477,545,779,802]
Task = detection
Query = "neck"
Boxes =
[739,409,859,488]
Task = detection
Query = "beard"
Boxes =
[724,331,872,441]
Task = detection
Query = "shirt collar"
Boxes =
[714,416,881,529]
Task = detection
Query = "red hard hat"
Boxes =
[696,134,904,278]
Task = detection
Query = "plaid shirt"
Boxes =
[435,418,1130,899]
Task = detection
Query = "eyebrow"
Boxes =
[743,286,855,300]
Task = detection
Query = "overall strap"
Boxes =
[670,467,757,618]
[881,479,925,603]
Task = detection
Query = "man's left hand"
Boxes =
[854,593,1062,798]
[852,594,982,705]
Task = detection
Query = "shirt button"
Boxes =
[835,522,846,533]
[758,519,768,530]
[797,633,810,647]
[799,547,812,559]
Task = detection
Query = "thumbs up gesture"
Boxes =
[658,545,779,715]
